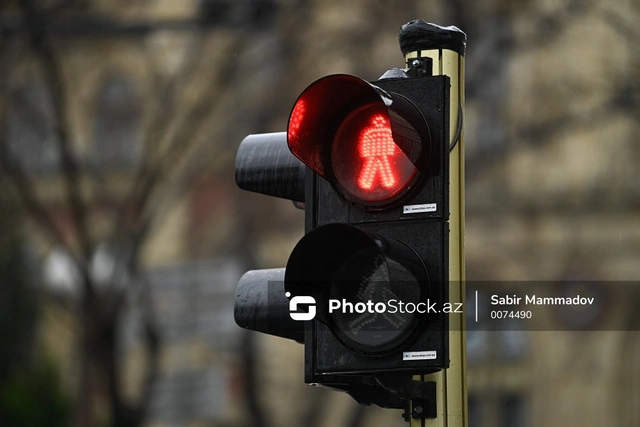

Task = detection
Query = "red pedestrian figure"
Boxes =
[358,114,397,190]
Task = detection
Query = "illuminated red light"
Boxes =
[286,74,425,208]
[288,99,306,140]
[331,104,417,205]
[358,114,397,190]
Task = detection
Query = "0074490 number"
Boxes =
[490,310,532,319]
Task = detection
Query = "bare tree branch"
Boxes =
[141,33,209,164]
[116,30,252,250]
[19,0,94,277]
[116,30,214,235]
[0,135,73,255]
[136,274,161,423]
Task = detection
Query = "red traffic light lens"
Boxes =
[332,104,418,204]
[287,74,430,209]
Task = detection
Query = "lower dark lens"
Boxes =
[329,247,422,354]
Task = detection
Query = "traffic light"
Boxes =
[234,21,465,412]
[284,72,450,377]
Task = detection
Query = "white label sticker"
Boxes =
[403,203,437,214]
[403,351,437,361]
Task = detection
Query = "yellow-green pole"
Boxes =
[403,22,466,427]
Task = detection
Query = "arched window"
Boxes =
[93,76,141,168]
[4,82,59,174]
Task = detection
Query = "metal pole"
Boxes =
[401,20,467,427]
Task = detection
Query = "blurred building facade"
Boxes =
[1,1,639,427]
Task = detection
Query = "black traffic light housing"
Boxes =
[285,74,450,380]
[233,20,465,411]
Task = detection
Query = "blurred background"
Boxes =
[0,0,639,426]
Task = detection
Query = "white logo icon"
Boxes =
[286,292,316,321]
